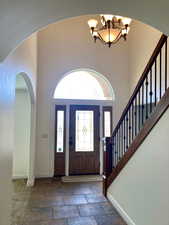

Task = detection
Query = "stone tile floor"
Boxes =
[12,179,127,225]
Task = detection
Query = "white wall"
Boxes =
[0,33,37,225]
[13,89,31,178]
[108,107,169,225]
[35,15,130,177]
[128,20,162,93]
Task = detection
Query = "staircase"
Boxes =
[103,34,169,196]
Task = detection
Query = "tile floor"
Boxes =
[12,179,127,225]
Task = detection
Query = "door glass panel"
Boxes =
[104,111,111,137]
[75,110,94,152]
[56,110,64,152]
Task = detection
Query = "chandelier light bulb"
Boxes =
[122,27,130,35]
[102,14,114,22]
[115,15,123,21]
[92,31,98,37]
[122,17,132,25]
[88,19,98,28]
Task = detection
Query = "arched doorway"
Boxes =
[13,73,36,186]
[53,69,114,177]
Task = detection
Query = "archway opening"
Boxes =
[12,74,31,183]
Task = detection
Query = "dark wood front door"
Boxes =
[69,105,100,175]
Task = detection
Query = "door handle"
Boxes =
[69,137,73,146]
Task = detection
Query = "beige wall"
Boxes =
[35,16,130,177]
[128,20,162,93]
[0,34,37,225]
[35,17,164,178]
[108,107,169,225]
[13,89,31,178]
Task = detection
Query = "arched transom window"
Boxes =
[54,70,114,100]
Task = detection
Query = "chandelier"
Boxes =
[88,15,132,47]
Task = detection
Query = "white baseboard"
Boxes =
[35,174,53,178]
[12,175,27,180]
[62,175,102,183]
[107,192,136,225]
[27,176,35,187]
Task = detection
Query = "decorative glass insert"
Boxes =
[75,110,94,152]
[56,110,64,152]
[104,111,111,137]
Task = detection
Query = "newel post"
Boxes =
[103,137,113,197]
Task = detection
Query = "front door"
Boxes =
[69,105,100,175]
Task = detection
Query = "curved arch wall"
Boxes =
[0,0,169,61]
[13,73,36,187]
[0,33,37,225]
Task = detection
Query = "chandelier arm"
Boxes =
[111,31,123,44]
[98,38,108,46]
[90,28,104,44]
[112,36,123,44]
[97,33,108,45]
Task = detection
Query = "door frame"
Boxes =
[52,99,113,176]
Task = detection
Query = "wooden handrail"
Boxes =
[107,87,169,186]
[103,34,169,196]
[112,34,167,134]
